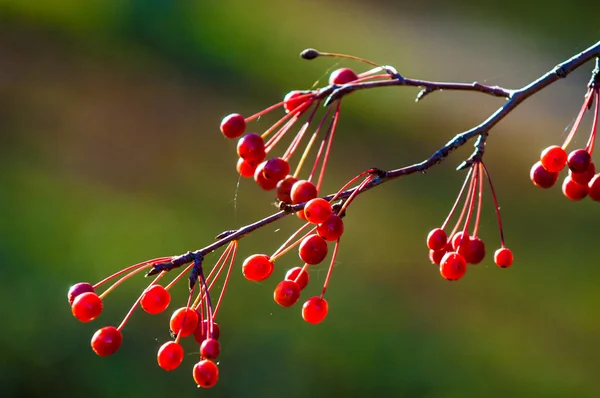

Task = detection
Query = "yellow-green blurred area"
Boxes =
[1,1,599,397]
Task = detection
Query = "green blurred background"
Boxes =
[1,1,599,397]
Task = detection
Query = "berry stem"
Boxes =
[316,101,342,192]
[320,239,341,298]
[441,168,473,231]
[458,163,480,248]
[293,106,334,179]
[261,100,312,141]
[449,166,477,239]
[93,257,171,290]
[246,93,314,122]
[561,87,594,150]
[213,241,238,318]
[472,163,484,237]
[481,162,506,247]
[283,101,321,161]
[117,272,165,332]
[270,224,318,262]
[585,88,599,155]
[309,50,381,68]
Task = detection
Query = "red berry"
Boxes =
[285,267,309,290]
[429,243,452,265]
[464,236,485,265]
[157,341,184,371]
[242,254,274,281]
[302,296,328,324]
[169,308,199,338]
[530,161,559,188]
[562,175,588,201]
[589,174,600,201]
[540,145,567,173]
[494,247,514,268]
[329,68,358,85]
[254,161,279,191]
[91,326,122,356]
[567,149,592,173]
[237,133,266,162]
[194,320,221,345]
[299,234,328,265]
[426,228,447,251]
[200,338,221,360]
[304,198,332,224]
[193,360,219,388]
[440,252,467,281]
[451,231,469,252]
[140,285,171,315]
[71,292,103,322]
[570,162,595,185]
[237,157,259,178]
[284,91,311,113]
[262,157,290,183]
[274,280,301,307]
[317,214,344,241]
[220,113,246,139]
[67,282,95,305]
[290,180,318,204]
[276,176,298,203]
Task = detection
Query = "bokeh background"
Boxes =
[2,1,599,397]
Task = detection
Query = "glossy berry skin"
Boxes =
[451,231,469,252]
[302,296,328,324]
[464,236,485,265]
[254,162,279,191]
[290,180,318,204]
[589,174,600,201]
[540,145,567,173]
[285,267,309,290]
[157,341,184,371]
[567,149,592,173]
[276,176,298,203]
[67,282,95,305]
[316,214,344,241]
[193,360,219,388]
[329,68,358,85]
[140,285,171,315]
[570,162,595,185]
[237,133,266,163]
[440,252,467,281]
[429,243,452,265]
[562,176,588,201]
[170,308,199,338]
[494,248,514,268]
[237,157,259,178]
[91,326,122,356]
[220,113,246,139]
[242,254,274,281]
[200,338,221,360]
[304,198,332,224]
[262,157,290,183]
[71,292,103,322]
[194,320,221,345]
[274,280,301,307]
[530,161,559,188]
[299,234,328,265]
[284,91,311,113]
[426,228,447,251]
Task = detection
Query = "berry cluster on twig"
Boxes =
[67,40,600,388]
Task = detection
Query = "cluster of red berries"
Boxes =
[426,161,513,280]
[530,86,600,200]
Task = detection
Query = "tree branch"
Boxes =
[148,39,600,276]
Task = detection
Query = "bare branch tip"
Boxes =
[301,48,320,60]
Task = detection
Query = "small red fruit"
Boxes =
[285,267,309,290]
[562,175,588,201]
[262,157,290,183]
[540,145,567,173]
[304,198,333,224]
[237,157,259,178]
[157,341,184,371]
[530,161,559,188]
[67,282,95,305]
[242,254,274,281]
[274,280,301,307]
[170,308,199,338]
[588,174,600,201]
[329,68,358,85]
[302,296,328,324]
[317,214,344,241]
[140,285,171,315]
[276,176,298,203]
[91,326,122,356]
[426,228,447,251]
[440,252,467,281]
[284,91,311,113]
[254,162,279,191]
[290,180,318,204]
[220,113,246,139]
[194,320,221,345]
[464,236,485,265]
[299,234,328,265]
[200,338,221,360]
[570,162,595,185]
[494,247,514,268]
[451,231,469,252]
[71,292,103,322]
[429,243,452,265]
[237,133,266,162]
[567,149,592,173]
[193,360,219,388]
